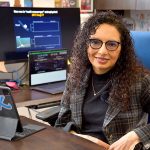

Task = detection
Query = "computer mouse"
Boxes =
[5,81,19,90]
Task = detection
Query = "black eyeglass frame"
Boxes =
[89,39,121,51]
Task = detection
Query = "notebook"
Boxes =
[0,86,45,141]
[28,49,67,94]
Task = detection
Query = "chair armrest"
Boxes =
[36,105,60,126]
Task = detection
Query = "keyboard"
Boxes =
[31,81,65,94]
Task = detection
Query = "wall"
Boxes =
[130,10,150,31]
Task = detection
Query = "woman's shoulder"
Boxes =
[130,71,150,89]
[137,71,150,88]
[130,72,150,99]
[141,71,150,80]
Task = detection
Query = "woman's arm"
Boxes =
[55,77,71,128]
[108,131,140,150]
[134,74,150,146]
[71,131,140,150]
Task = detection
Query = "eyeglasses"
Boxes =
[89,39,121,51]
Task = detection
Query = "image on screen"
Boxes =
[29,49,67,85]
[14,16,62,51]
[0,7,80,62]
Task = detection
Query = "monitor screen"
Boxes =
[28,49,67,86]
[0,7,80,63]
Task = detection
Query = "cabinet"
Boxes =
[136,0,150,10]
[94,0,136,10]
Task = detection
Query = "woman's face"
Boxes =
[87,23,121,74]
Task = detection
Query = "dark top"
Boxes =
[81,71,111,143]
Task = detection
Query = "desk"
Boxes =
[12,87,62,108]
[0,117,103,150]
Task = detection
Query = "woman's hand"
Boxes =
[109,131,140,150]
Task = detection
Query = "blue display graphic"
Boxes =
[0,95,12,110]
[13,16,62,52]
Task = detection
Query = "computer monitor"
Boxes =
[28,49,67,86]
[0,7,80,63]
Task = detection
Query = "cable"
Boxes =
[19,62,28,79]
[19,63,29,84]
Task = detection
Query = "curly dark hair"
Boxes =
[68,11,144,110]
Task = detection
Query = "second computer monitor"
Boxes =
[28,49,67,86]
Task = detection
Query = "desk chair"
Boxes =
[36,105,60,126]
[36,31,150,125]
[131,31,150,123]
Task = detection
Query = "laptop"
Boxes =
[28,49,67,94]
[0,86,45,141]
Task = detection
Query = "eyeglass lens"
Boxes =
[89,39,120,51]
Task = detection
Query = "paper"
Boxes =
[0,61,7,72]
[33,0,54,7]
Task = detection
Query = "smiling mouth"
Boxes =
[96,57,109,64]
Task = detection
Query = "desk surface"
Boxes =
[12,87,62,108]
[0,117,103,150]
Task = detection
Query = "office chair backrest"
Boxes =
[130,31,150,123]
[130,31,150,70]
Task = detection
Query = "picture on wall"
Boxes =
[61,0,79,8]
[24,0,33,7]
[55,0,61,7]
[0,1,10,7]
[80,0,93,13]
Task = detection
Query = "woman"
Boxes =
[55,11,150,150]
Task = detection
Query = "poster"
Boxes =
[24,0,32,7]
[0,1,10,6]
[80,0,93,13]
[61,0,79,8]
